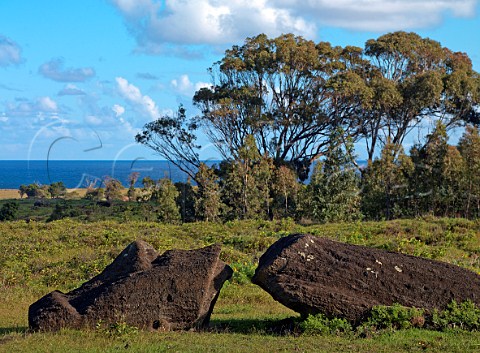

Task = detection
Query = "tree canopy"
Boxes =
[136,31,479,180]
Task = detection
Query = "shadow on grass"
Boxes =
[0,326,28,335]
[209,317,299,335]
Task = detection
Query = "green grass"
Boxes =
[1,218,480,351]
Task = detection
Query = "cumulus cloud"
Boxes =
[38,97,58,112]
[79,95,137,137]
[110,0,478,50]
[291,0,478,32]
[171,74,210,97]
[0,35,23,66]
[39,58,95,82]
[3,96,59,118]
[112,104,125,117]
[58,84,86,96]
[110,0,314,52]
[115,77,159,120]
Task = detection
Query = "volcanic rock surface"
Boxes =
[29,240,232,331]
[252,234,480,323]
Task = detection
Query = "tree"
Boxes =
[458,125,480,218]
[18,185,27,199]
[137,34,371,180]
[255,154,275,218]
[409,122,449,215]
[194,163,222,222]
[221,135,265,219]
[272,165,298,219]
[175,180,196,222]
[127,172,140,201]
[48,182,67,199]
[138,176,156,201]
[84,186,104,201]
[155,178,180,223]
[135,105,201,180]
[0,201,18,221]
[19,183,50,199]
[442,145,466,217]
[361,141,413,220]
[361,32,480,162]
[304,129,361,223]
[103,177,124,203]
[135,31,478,180]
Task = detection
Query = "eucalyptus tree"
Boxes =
[135,32,479,180]
[193,34,370,180]
[361,31,480,162]
[137,33,370,180]
[458,125,480,218]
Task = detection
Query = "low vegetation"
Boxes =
[1,218,480,351]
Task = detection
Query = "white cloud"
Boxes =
[171,74,210,97]
[58,84,86,96]
[110,0,478,50]
[115,77,159,120]
[0,35,23,66]
[39,58,95,82]
[110,0,315,52]
[3,96,59,118]
[112,104,125,117]
[85,115,103,126]
[292,0,478,32]
[38,97,58,112]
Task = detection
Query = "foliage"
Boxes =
[221,135,265,220]
[175,180,196,223]
[48,181,67,199]
[154,178,181,223]
[103,177,124,203]
[47,202,81,222]
[96,320,139,339]
[432,300,480,331]
[2,218,480,352]
[18,183,50,199]
[365,303,425,330]
[299,313,352,335]
[229,261,257,285]
[304,130,361,223]
[195,163,223,222]
[458,126,480,218]
[0,201,18,221]
[272,165,298,219]
[361,141,414,220]
[84,187,105,201]
[136,31,479,182]
[362,32,479,161]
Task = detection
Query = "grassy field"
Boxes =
[1,218,480,352]
[0,189,21,199]
[0,189,88,200]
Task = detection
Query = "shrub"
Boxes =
[299,313,352,335]
[366,303,425,330]
[0,201,18,221]
[431,300,480,331]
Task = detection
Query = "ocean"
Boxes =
[0,160,197,189]
[0,159,368,189]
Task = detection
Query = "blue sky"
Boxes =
[0,0,479,161]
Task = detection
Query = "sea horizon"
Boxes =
[0,160,207,189]
[0,159,368,189]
